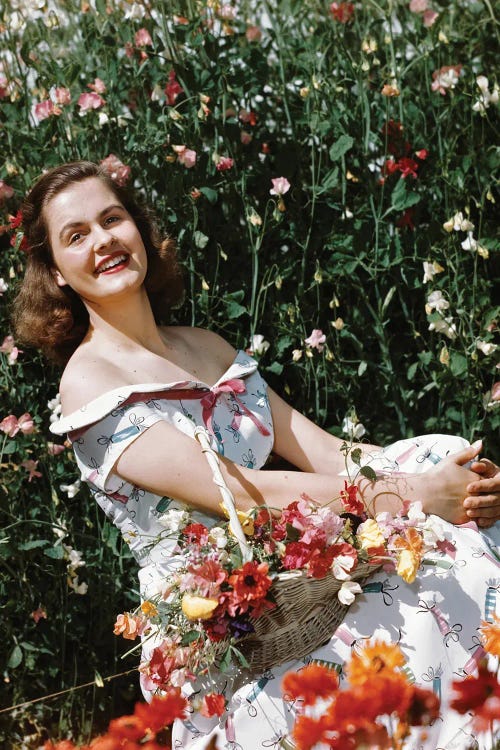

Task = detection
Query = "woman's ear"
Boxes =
[52,268,67,287]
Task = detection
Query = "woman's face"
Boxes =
[44,176,147,306]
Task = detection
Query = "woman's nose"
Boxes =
[92,224,115,250]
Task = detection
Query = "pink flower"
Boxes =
[215,156,234,172]
[270,177,291,196]
[491,382,500,402]
[21,459,42,482]
[431,65,463,96]
[304,329,326,352]
[165,70,184,106]
[34,99,59,122]
[240,131,253,145]
[0,415,19,437]
[47,442,66,456]
[172,145,197,168]
[17,413,35,435]
[31,606,47,624]
[0,74,8,99]
[329,2,355,23]
[135,27,153,46]
[246,25,262,42]
[88,77,106,94]
[54,87,71,105]
[0,180,14,202]
[415,149,428,160]
[100,154,131,186]
[409,0,428,11]
[78,92,105,111]
[0,335,22,364]
[423,9,438,26]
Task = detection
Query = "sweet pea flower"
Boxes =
[270,177,291,196]
[0,180,14,202]
[0,335,22,364]
[34,99,59,122]
[172,145,197,168]
[431,65,463,96]
[428,316,457,339]
[134,27,153,46]
[422,260,444,284]
[31,606,47,624]
[47,442,66,456]
[22,459,42,482]
[100,154,131,186]
[341,416,366,440]
[423,9,438,26]
[425,290,449,313]
[409,0,428,11]
[53,87,71,105]
[60,480,81,498]
[330,2,355,23]
[443,211,474,233]
[0,415,19,437]
[88,78,106,94]
[215,155,234,172]
[17,413,35,434]
[77,92,105,112]
[249,334,270,357]
[0,278,8,295]
[0,73,8,98]
[165,69,184,106]
[246,25,262,42]
[472,76,499,114]
[490,383,500,402]
[304,328,326,352]
[476,340,498,356]
[338,580,362,605]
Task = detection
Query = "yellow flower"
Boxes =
[393,528,423,584]
[347,639,406,685]
[181,593,219,621]
[480,615,500,658]
[219,503,255,536]
[357,518,385,549]
[140,601,158,618]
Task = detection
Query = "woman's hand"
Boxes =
[464,454,500,528]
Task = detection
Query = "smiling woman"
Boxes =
[12,161,184,364]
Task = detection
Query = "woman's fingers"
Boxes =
[463,494,500,518]
[466,475,500,495]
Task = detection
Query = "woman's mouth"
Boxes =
[95,254,129,274]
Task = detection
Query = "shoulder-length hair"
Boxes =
[13,161,184,364]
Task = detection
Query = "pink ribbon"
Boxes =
[200,378,271,438]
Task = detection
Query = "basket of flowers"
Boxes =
[114,427,442,692]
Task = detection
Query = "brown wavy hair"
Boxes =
[13,161,184,364]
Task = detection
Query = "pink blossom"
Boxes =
[218,4,236,20]
[0,415,19,437]
[491,382,500,402]
[245,25,262,43]
[135,27,153,46]
[409,0,428,11]
[240,131,253,145]
[415,149,428,160]
[22,460,42,482]
[17,413,35,435]
[34,99,59,122]
[270,177,291,196]
[100,154,131,186]
[88,77,106,94]
[165,70,184,106]
[54,87,71,105]
[431,65,463,96]
[0,74,8,98]
[47,442,66,456]
[124,41,134,58]
[0,180,14,202]
[423,9,438,26]
[215,156,234,172]
[31,606,47,623]
[78,92,105,111]
[304,329,326,352]
[329,2,355,23]
[0,334,22,363]
[172,145,197,168]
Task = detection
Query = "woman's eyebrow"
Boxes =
[58,204,125,241]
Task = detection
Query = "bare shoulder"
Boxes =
[161,326,237,368]
[58,347,124,415]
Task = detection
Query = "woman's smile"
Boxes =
[95,252,130,275]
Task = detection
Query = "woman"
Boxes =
[14,162,500,749]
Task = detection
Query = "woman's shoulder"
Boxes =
[161,325,237,367]
[58,346,124,416]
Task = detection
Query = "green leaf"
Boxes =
[224,298,247,319]
[8,645,23,669]
[18,540,49,551]
[199,187,218,204]
[266,361,284,375]
[44,546,65,559]
[329,135,354,161]
[350,448,362,466]
[450,353,468,377]
[194,231,209,249]
[181,630,202,646]
[391,179,420,211]
[2,442,17,455]
[359,465,377,482]
[218,645,233,672]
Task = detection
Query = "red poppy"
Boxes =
[228,560,272,605]
[133,690,187,733]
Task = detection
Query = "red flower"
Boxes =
[397,157,419,179]
[182,522,209,544]
[215,156,234,172]
[228,560,272,608]
[450,663,500,714]
[330,2,355,23]
[200,692,226,718]
[396,208,415,231]
[107,714,147,740]
[407,684,440,726]
[165,70,183,105]
[292,714,332,750]
[415,149,428,160]
[282,664,339,706]
[133,690,187,733]
[340,481,364,515]
[9,210,23,230]
[282,541,312,570]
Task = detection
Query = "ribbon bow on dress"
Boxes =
[200,377,271,439]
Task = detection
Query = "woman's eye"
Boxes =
[69,233,82,244]
[105,215,119,225]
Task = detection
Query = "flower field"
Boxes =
[0,0,499,746]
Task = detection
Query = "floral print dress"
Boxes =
[51,351,499,750]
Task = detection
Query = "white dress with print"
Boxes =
[51,351,499,750]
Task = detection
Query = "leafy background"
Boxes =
[0,0,498,745]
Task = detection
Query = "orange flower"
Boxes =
[347,639,406,686]
[134,690,187,733]
[393,527,424,583]
[228,560,272,603]
[480,614,500,658]
[113,612,146,640]
[89,737,123,750]
[282,664,339,706]
[292,714,331,750]
[140,601,158,618]
[107,714,147,741]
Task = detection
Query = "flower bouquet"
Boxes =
[114,429,445,697]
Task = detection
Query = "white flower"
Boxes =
[443,211,474,233]
[98,111,109,126]
[425,290,449,313]
[421,516,447,547]
[342,416,366,440]
[332,555,356,581]
[64,545,86,570]
[338,580,362,605]
[208,526,228,549]
[68,575,88,595]
[292,349,303,362]
[476,340,498,356]
[250,334,270,356]
[47,393,62,423]
[422,261,444,284]
[269,177,291,196]
[461,232,477,252]
[158,508,189,532]
[472,76,499,114]
[0,278,8,295]
[428,316,457,340]
[60,480,81,498]
[124,2,146,20]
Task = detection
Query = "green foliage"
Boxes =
[0,0,499,745]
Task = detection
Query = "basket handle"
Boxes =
[194,426,253,563]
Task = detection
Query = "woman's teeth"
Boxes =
[97,255,128,273]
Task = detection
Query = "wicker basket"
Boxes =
[194,427,376,675]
